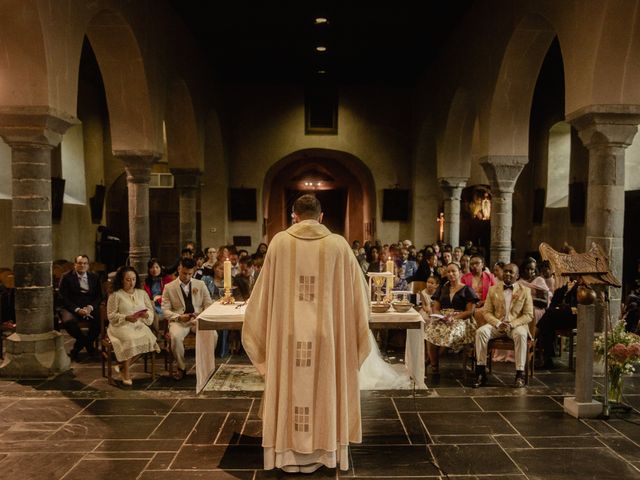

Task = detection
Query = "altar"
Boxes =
[195,302,426,393]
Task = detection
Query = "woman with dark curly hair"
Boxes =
[107,266,160,385]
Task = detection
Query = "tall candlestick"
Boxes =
[386,260,394,296]
[224,259,232,289]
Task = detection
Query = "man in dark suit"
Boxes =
[58,255,102,359]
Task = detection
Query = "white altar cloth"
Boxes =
[195,302,425,393]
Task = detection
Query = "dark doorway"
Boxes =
[623,190,640,295]
[105,173,181,269]
[285,188,347,236]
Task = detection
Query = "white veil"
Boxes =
[358,330,410,389]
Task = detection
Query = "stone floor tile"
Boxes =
[510,447,640,480]
[393,396,480,412]
[256,466,337,479]
[474,395,562,411]
[493,434,531,448]
[248,398,261,420]
[349,445,441,476]
[83,398,176,416]
[0,430,52,441]
[502,411,596,437]
[0,399,16,412]
[96,439,184,452]
[63,458,149,480]
[361,418,409,444]
[0,452,83,480]
[141,471,255,479]
[3,398,91,422]
[171,444,263,470]
[598,436,640,462]
[606,418,640,443]
[430,434,495,444]
[50,415,163,440]
[146,451,177,470]
[360,396,397,418]
[186,412,227,444]
[525,435,605,448]
[239,419,262,444]
[430,444,520,475]
[0,439,101,452]
[7,421,62,431]
[173,398,252,412]
[85,452,154,459]
[420,411,516,435]
[398,411,430,444]
[150,412,201,439]
[215,412,249,445]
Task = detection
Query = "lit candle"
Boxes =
[386,259,394,296]
[224,259,232,289]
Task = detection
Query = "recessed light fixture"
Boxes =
[316,46,327,52]
[315,17,328,24]
[317,70,327,74]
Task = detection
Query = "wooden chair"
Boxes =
[161,317,196,378]
[555,328,576,370]
[100,284,155,385]
[486,320,537,384]
[0,270,16,359]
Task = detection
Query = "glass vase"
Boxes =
[607,367,624,404]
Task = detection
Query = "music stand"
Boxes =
[539,242,621,418]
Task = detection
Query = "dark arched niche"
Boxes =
[263,148,376,243]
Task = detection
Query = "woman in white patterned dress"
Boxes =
[107,266,160,385]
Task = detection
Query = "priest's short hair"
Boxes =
[293,194,321,219]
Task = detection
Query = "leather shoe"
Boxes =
[514,375,526,388]
[472,372,487,388]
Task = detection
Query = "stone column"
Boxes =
[171,168,201,249]
[116,153,159,277]
[567,106,640,321]
[439,177,466,247]
[480,156,528,264]
[0,108,76,377]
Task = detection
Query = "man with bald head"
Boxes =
[473,263,533,388]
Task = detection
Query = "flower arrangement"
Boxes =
[593,320,640,402]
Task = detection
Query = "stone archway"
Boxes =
[263,149,375,243]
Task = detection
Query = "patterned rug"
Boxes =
[204,364,265,391]
[204,362,414,391]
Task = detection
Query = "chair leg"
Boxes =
[151,352,156,380]
[568,330,575,370]
[107,349,114,386]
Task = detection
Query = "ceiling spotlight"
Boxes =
[315,17,328,25]
[317,69,327,74]
[316,46,327,52]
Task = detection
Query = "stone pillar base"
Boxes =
[563,397,602,419]
[0,331,70,378]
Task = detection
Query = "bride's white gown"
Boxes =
[358,330,410,389]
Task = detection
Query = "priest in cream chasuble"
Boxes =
[242,195,371,472]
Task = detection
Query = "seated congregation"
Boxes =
[0,234,617,389]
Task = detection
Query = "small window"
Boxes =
[546,121,571,208]
[305,86,338,134]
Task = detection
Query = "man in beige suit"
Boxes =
[162,257,212,379]
[474,263,533,388]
